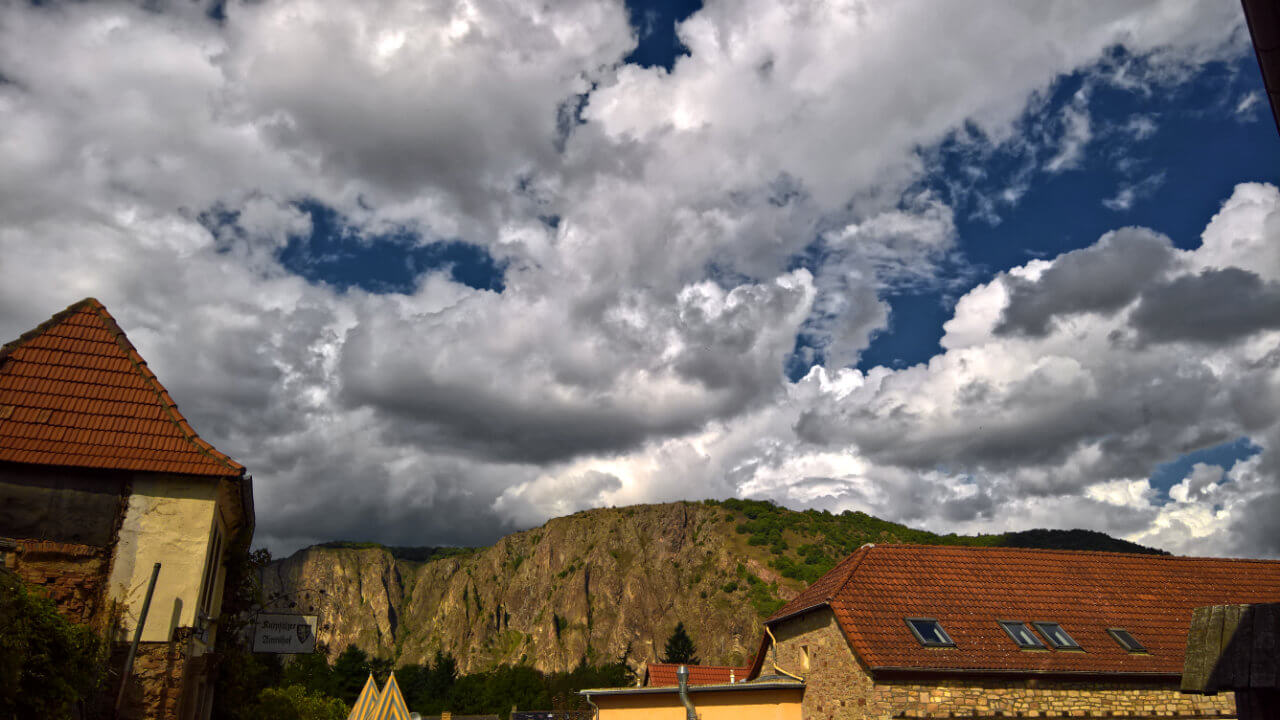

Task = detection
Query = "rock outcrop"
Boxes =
[262,500,1164,673]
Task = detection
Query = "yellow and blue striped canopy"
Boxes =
[346,673,382,720]
[370,672,413,720]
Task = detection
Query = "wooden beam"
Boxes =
[1183,605,1218,693]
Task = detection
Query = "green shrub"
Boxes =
[0,569,108,720]
[243,685,348,720]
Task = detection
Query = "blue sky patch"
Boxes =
[624,0,701,70]
[855,53,1280,374]
[277,202,505,295]
[1149,437,1262,499]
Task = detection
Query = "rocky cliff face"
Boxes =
[263,502,796,673]
[262,500,1165,673]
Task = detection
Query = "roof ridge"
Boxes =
[80,302,244,476]
[0,298,102,366]
[0,298,244,477]
[827,542,873,603]
[866,542,1274,563]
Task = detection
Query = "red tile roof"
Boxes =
[0,298,244,477]
[764,544,1280,676]
[644,663,751,687]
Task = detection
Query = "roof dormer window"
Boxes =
[1107,628,1148,654]
[1032,622,1082,650]
[905,618,955,647]
[999,620,1047,650]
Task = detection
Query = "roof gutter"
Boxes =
[577,680,804,696]
[764,600,829,626]
[239,474,256,536]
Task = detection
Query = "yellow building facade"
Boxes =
[584,678,804,720]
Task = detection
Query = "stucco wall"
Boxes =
[591,687,803,720]
[767,607,1236,719]
[108,474,219,643]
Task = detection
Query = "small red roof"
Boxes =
[645,663,751,687]
[762,544,1280,676]
[0,298,244,477]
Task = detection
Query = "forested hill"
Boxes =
[263,500,1167,675]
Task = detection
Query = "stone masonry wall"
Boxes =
[10,538,112,626]
[113,628,196,720]
[768,608,1237,719]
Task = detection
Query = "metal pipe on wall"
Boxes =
[676,665,697,720]
[115,562,161,716]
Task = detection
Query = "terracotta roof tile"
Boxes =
[0,298,244,477]
[645,663,752,687]
[765,544,1280,676]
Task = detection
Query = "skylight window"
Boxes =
[998,621,1047,650]
[1032,622,1082,650]
[905,618,955,647]
[1107,628,1148,654]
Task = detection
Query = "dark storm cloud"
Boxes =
[1130,268,1280,345]
[345,377,718,465]
[797,351,1227,482]
[1230,490,1280,557]
[996,228,1174,336]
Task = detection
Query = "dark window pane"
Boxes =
[1108,628,1148,653]
[906,618,954,647]
[999,621,1046,649]
[1032,622,1081,650]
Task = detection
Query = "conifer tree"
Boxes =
[661,621,700,665]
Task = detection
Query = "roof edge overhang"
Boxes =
[868,665,1183,681]
[765,600,830,626]
[579,680,804,696]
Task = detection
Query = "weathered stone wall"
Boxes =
[113,629,199,720]
[10,538,112,625]
[768,608,1237,719]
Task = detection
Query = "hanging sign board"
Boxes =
[253,613,318,654]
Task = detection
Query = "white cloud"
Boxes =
[1235,90,1262,119]
[0,0,1267,558]
[1102,171,1167,211]
[1045,87,1093,173]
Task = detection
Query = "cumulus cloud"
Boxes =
[995,228,1175,337]
[1131,268,1280,345]
[0,0,1270,559]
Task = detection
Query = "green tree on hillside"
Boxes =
[662,621,700,665]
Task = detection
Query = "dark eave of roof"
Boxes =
[1242,0,1280,136]
[579,679,804,696]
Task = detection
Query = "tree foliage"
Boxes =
[0,568,108,720]
[661,621,700,665]
[706,498,1164,595]
[242,685,348,720]
[399,652,633,715]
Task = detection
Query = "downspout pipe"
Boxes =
[764,625,805,682]
[676,665,697,720]
[583,692,599,720]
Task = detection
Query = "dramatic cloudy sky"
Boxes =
[2,0,1278,558]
